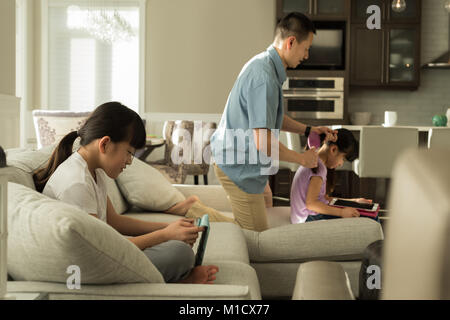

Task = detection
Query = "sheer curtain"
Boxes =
[47,1,141,113]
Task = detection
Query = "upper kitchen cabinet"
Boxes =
[351,0,421,23]
[277,0,350,21]
[350,0,421,89]
[350,24,420,88]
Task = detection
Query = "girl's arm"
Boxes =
[128,219,201,250]
[325,194,372,204]
[106,197,202,250]
[306,177,344,217]
[106,196,168,236]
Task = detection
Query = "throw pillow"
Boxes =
[116,158,185,212]
[7,182,164,284]
[6,145,129,213]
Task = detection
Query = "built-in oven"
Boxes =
[282,77,344,119]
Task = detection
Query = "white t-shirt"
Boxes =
[43,151,108,222]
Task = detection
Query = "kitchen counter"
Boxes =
[328,124,443,147]
[330,125,436,132]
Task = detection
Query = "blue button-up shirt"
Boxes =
[210,45,286,194]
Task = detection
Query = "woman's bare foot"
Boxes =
[179,265,219,284]
[166,195,200,216]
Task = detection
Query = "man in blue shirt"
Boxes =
[210,12,337,231]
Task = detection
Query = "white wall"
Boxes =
[146,0,276,114]
[348,2,450,126]
[0,0,16,96]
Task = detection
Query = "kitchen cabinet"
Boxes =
[351,0,420,23]
[269,168,294,206]
[350,0,421,88]
[277,0,349,20]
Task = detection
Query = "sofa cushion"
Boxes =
[5,146,130,214]
[104,176,129,214]
[243,218,384,263]
[116,158,185,212]
[0,166,35,190]
[7,182,164,284]
[124,213,250,264]
[6,145,54,174]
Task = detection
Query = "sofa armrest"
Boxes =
[292,261,355,300]
[173,184,232,212]
[7,281,252,300]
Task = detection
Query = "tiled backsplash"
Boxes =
[349,70,450,126]
[348,1,450,126]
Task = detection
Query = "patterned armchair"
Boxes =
[32,110,91,149]
[149,120,216,185]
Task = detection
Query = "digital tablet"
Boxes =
[328,198,379,212]
[194,214,210,266]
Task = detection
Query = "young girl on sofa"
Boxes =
[290,128,373,223]
[33,102,218,284]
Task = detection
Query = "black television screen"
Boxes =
[293,21,346,70]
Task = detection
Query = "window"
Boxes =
[44,0,145,113]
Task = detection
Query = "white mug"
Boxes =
[384,111,398,127]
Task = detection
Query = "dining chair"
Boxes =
[32,110,91,149]
[148,120,216,185]
[352,126,418,204]
[278,131,302,172]
[427,128,450,149]
[353,126,419,178]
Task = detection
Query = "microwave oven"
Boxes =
[290,21,346,71]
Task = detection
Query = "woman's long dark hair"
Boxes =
[33,102,146,192]
[306,129,359,195]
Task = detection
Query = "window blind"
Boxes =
[48,1,140,112]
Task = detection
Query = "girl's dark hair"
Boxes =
[275,12,316,43]
[326,129,359,162]
[33,102,146,192]
[325,129,359,195]
[305,129,359,195]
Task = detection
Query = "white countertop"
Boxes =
[330,125,436,132]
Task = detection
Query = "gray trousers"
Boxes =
[143,240,195,283]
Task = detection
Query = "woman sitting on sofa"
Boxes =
[33,101,219,284]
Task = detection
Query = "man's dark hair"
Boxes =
[275,12,316,43]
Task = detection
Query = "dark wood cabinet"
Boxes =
[277,0,350,20]
[269,168,295,206]
[350,25,384,86]
[350,0,421,89]
[351,0,420,23]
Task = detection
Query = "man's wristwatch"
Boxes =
[304,126,311,138]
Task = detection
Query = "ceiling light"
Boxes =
[391,0,406,13]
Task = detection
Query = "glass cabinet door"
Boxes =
[316,0,346,15]
[388,28,417,83]
[283,0,311,15]
[389,0,419,21]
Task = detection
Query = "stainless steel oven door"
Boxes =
[282,77,344,91]
[283,92,344,119]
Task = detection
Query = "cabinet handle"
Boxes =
[386,30,390,84]
[309,0,314,15]
[381,30,385,84]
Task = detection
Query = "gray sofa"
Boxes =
[2,146,383,300]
